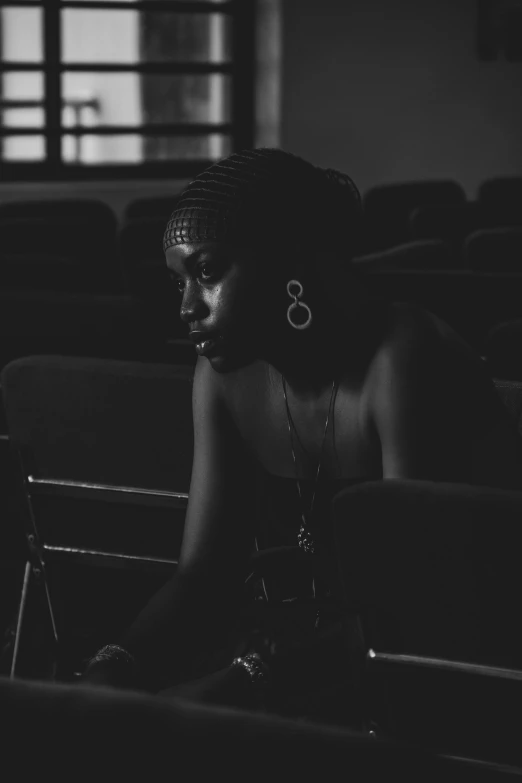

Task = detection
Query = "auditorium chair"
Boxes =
[352,239,453,271]
[4,677,509,783]
[365,649,522,770]
[333,479,522,666]
[332,479,522,767]
[1,355,196,680]
[123,194,180,222]
[0,355,310,684]
[362,180,467,253]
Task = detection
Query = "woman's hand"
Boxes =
[80,645,140,690]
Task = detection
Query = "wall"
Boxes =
[281,0,522,198]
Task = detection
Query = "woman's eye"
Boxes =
[198,263,216,281]
[176,279,185,293]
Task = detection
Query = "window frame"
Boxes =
[0,0,256,181]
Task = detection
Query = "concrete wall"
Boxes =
[280,0,522,198]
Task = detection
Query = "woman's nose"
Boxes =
[179,282,208,324]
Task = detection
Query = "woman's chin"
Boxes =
[205,345,256,373]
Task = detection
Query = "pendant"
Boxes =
[298,514,316,555]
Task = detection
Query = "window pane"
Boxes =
[1,71,44,100]
[61,134,231,165]
[62,10,230,63]
[62,73,230,126]
[2,135,45,161]
[1,107,45,128]
[0,8,43,62]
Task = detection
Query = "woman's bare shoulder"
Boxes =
[198,357,267,416]
[362,299,487,403]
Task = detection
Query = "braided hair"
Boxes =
[163,148,363,262]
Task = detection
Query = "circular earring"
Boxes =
[286,279,312,330]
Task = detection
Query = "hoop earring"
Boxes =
[286,279,312,330]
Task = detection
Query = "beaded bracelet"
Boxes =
[85,643,139,683]
[231,652,270,690]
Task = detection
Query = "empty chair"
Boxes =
[123,194,180,222]
[352,239,453,272]
[409,202,497,252]
[365,649,522,769]
[485,324,522,383]
[465,228,522,273]
[333,480,522,668]
[362,180,467,252]
[1,355,195,678]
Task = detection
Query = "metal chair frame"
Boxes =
[365,649,522,773]
[9,452,189,679]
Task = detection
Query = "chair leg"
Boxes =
[10,560,32,679]
[10,559,60,681]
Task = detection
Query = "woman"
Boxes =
[84,148,522,716]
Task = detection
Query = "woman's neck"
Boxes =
[263,318,348,402]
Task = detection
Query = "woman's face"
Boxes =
[165,241,270,372]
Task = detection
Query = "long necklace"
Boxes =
[281,375,338,557]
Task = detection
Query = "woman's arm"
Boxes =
[98,357,256,692]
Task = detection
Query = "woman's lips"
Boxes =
[189,331,221,356]
[195,337,218,356]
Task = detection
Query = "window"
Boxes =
[0,0,256,180]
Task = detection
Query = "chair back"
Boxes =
[332,479,522,667]
[365,649,522,769]
[1,355,195,563]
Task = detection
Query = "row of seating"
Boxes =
[353,230,522,272]
[1,175,521,275]
[361,176,522,252]
[2,174,520,231]
[2,354,522,770]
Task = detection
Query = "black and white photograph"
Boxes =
[1,1,522,779]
